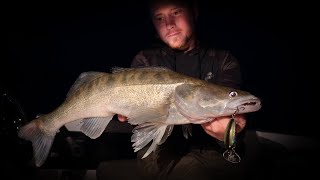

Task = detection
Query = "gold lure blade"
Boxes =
[222,117,241,163]
[223,117,236,149]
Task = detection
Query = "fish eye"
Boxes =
[229,91,238,98]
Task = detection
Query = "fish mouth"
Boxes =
[243,101,260,107]
[238,99,261,112]
[228,97,262,113]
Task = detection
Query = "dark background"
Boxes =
[3,1,313,137]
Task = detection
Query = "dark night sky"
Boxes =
[4,1,314,137]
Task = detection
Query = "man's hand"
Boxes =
[201,114,246,141]
[117,114,128,122]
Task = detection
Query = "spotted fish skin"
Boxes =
[18,67,262,167]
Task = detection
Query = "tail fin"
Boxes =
[18,121,55,167]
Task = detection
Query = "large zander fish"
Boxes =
[18,67,261,167]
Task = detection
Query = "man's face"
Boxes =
[151,2,195,51]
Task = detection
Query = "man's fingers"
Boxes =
[117,114,128,122]
[200,121,224,141]
[234,116,246,132]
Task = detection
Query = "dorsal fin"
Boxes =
[140,66,172,72]
[110,67,132,73]
[66,71,105,98]
[111,66,172,74]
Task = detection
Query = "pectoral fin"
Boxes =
[131,122,168,159]
[159,125,174,145]
[142,125,167,158]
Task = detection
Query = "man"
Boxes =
[117,0,260,179]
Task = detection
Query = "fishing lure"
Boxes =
[223,113,241,163]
